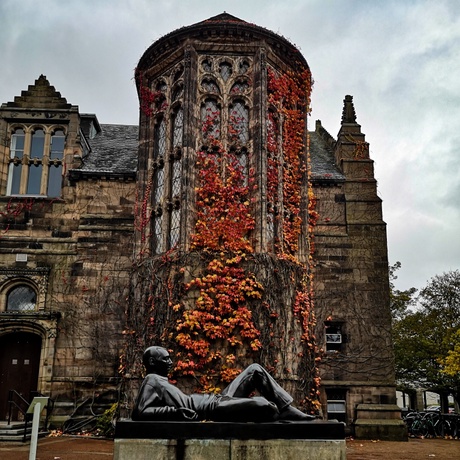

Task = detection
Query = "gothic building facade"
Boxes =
[0,14,396,431]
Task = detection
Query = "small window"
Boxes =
[219,62,232,82]
[325,323,344,352]
[7,285,37,311]
[326,389,347,423]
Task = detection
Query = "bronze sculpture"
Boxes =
[132,346,316,422]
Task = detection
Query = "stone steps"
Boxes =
[0,421,47,442]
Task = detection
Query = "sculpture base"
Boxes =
[114,420,346,460]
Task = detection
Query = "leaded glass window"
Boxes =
[148,66,184,254]
[201,99,221,140]
[7,126,65,197]
[219,62,232,82]
[230,81,249,95]
[201,79,220,94]
[202,59,212,72]
[172,108,183,148]
[7,285,37,311]
[228,101,249,145]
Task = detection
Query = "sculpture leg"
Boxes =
[211,396,279,422]
[221,364,293,410]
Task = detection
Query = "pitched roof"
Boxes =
[72,122,342,182]
[80,124,138,175]
[309,131,344,182]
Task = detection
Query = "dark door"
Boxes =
[0,332,42,420]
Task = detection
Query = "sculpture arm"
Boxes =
[134,405,198,421]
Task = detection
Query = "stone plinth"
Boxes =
[354,404,408,441]
[114,420,346,460]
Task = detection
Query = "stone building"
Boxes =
[0,13,397,432]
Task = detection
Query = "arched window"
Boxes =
[201,79,220,94]
[219,62,232,82]
[7,285,37,311]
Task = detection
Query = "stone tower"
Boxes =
[125,12,318,411]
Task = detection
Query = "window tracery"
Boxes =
[198,56,252,185]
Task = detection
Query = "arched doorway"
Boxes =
[0,332,42,420]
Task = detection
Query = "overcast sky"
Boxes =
[1,0,459,294]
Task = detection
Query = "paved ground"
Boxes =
[0,436,113,460]
[347,438,459,459]
[0,436,459,459]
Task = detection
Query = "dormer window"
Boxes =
[7,126,65,198]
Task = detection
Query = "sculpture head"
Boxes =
[143,346,173,377]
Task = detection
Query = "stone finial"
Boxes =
[341,95,357,124]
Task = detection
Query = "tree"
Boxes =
[389,261,417,321]
[441,329,460,377]
[392,268,460,410]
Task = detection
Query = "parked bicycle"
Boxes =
[404,411,459,438]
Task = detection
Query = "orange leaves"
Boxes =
[191,148,254,253]
[174,255,263,386]
[178,141,261,381]
[267,66,312,256]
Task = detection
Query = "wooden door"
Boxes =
[0,332,42,420]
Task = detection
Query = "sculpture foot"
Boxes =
[278,405,316,421]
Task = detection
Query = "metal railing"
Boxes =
[7,390,54,442]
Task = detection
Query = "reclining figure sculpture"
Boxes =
[132,346,316,423]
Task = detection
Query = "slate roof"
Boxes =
[309,131,344,182]
[72,123,342,182]
[80,124,138,175]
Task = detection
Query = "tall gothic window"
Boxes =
[7,126,65,197]
[149,65,184,254]
[153,117,166,254]
[266,111,281,252]
[169,107,183,248]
